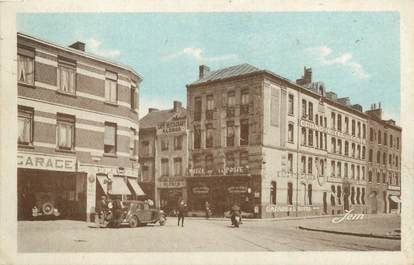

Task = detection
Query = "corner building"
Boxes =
[186,64,378,218]
[17,33,142,221]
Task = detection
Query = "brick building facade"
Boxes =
[17,33,142,221]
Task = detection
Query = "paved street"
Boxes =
[18,215,400,252]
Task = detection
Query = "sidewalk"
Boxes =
[298,214,401,240]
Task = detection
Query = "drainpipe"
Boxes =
[295,88,301,217]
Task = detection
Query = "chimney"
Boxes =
[148,108,159,113]
[173,101,182,112]
[296,67,312,86]
[69,41,85,52]
[326,91,337,101]
[199,65,210,79]
[366,103,382,120]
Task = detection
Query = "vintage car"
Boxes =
[104,200,166,228]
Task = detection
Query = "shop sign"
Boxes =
[192,186,209,194]
[300,119,363,143]
[17,152,76,172]
[158,178,185,188]
[227,186,247,193]
[157,118,186,135]
[189,165,249,177]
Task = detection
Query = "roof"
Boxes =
[17,32,143,81]
[190,63,261,85]
[139,108,187,129]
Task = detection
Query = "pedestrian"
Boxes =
[96,195,108,227]
[112,198,123,228]
[205,201,211,219]
[177,200,187,227]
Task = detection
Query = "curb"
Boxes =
[186,214,337,222]
[297,226,401,240]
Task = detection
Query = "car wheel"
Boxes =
[129,216,139,228]
[159,217,166,226]
[42,202,54,216]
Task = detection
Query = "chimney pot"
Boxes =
[69,41,86,52]
[173,101,182,112]
[199,65,210,79]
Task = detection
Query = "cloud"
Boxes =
[85,38,121,58]
[162,47,238,62]
[306,46,370,79]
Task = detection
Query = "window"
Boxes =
[337,162,342,177]
[331,160,336,177]
[288,123,294,143]
[357,145,361,159]
[308,157,313,174]
[362,124,366,139]
[344,163,348,178]
[308,184,312,205]
[377,172,380,183]
[383,152,386,165]
[205,154,214,170]
[241,89,250,114]
[337,114,342,131]
[337,139,342,154]
[288,94,294,115]
[330,186,336,206]
[17,54,34,85]
[351,187,355,204]
[161,158,169,177]
[18,106,34,145]
[194,97,202,121]
[368,171,372,182]
[390,134,393,147]
[287,183,293,205]
[331,113,336,129]
[351,164,355,179]
[193,125,201,149]
[324,117,327,128]
[389,154,392,165]
[395,156,399,168]
[315,131,319,148]
[370,128,374,141]
[240,119,249,146]
[104,122,117,154]
[302,99,307,118]
[357,122,361,138]
[356,188,361,204]
[105,71,117,103]
[351,143,355,158]
[130,128,136,157]
[345,141,349,156]
[174,158,182,176]
[315,114,319,125]
[396,137,399,149]
[377,151,381,164]
[226,152,235,167]
[240,151,249,167]
[270,181,277,204]
[301,156,306,173]
[206,124,213,148]
[226,121,235,147]
[130,82,137,109]
[324,133,327,150]
[141,141,150,156]
[361,188,366,204]
[301,128,307,145]
[308,129,313,147]
[351,119,355,136]
[337,186,342,205]
[319,132,323,149]
[362,146,366,159]
[369,149,373,162]
[362,166,365,180]
[227,91,236,106]
[396,174,399,186]
[57,60,76,94]
[378,130,382,144]
[345,117,349,133]
[206,95,214,119]
[331,137,336,153]
[161,137,169,151]
[308,102,313,121]
[382,172,386,183]
[174,135,183,150]
[384,132,388,146]
[56,113,75,151]
[288,153,293,173]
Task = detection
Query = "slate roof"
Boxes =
[140,108,187,129]
[190,63,261,85]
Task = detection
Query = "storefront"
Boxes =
[17,152,86,220]
[157,177,186,214]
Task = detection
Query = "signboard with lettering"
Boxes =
[300,119,364,143]
[17,152,76,172]
[189,165,250,177]
[157,118,186,135]
[227,186,247,193]
[192,186,209,194]
[158,177,186,188]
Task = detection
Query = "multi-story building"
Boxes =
[139,101,188,212]
[366,104,401,214]
[186,64,397,218]
[17,33,142,221]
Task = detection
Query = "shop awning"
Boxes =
[128,178,145,196]
[96,175,109,194]
[110,177,131,195]
[389,195,401,203]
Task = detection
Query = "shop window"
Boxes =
[330,185,336,206]
[104,122,117,154]
[105,71,118,103]
[193,125,201,149]
[17,54,34,85]
[270,181,277,204]
[288,94,294,115]
[288,123,294,143]
[288,153,293,173]
[226,121,235,147]
[18,106,34,146]
[361,188,366,204]
[205,124,213,148]
[287,182,293,205]
[337,186,342,205]
[174,157,182,176]
[194,97,202,121]
[57,113,75,151]
[356,187,361,204]
[130,82,137,109]
[301,156,306,174]
[161,158,169,177]
[308,157,313,174]
[308,129,313,147]
[308,102,313,121]
[301,128,306,145]
[337,114,342,131]
[240,151,249,167]
[129,128,137,157]
[302,99,307,118]
[308,184,312,205]
[206,95,214,119]
[241,89,250,114]
[161,137,169,151]
[240,119,249,146]
[337,162,342,177]
[351,187,355,204]
[174,135,183,150]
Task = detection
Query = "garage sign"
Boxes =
[17,152,76,172]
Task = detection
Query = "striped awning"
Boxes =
[109,177,131,195]
[128,178,145,196]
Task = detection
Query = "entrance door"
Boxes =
[323,192,327,214]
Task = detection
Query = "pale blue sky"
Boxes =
[17,12,400,121]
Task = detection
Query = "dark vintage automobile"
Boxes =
[104,200,166,228]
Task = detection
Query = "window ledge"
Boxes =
[103,153,117,158]
[18,144,35,149]
[104,101,119,107]
[56,90,77,98]
[55,148,76,154]
[18,82,35,89]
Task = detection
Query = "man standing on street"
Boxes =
[96,195,108,227]
[177,200,186,227]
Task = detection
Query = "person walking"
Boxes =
[205,201,211,219]
[96,195,108,227]
[177,200,187,227]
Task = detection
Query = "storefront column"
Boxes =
[86,169,97,222]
